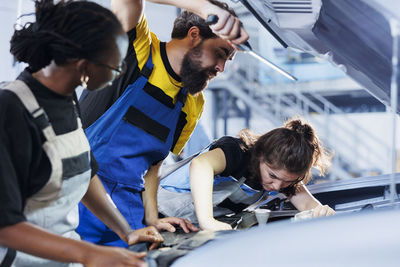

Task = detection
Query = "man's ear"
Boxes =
[187,26,202,48]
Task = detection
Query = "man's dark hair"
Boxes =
[171,0,237,40]
[10,0,124,72]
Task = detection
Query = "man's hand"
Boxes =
[149,217,198,233]
[312,205,336,217]
[200,1,249,45]
[199,218,232,231]
[125,226,164,250]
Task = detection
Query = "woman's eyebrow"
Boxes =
[270,171,298,183]
[269,172,279,179]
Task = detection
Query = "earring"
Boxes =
[80,75,89,89]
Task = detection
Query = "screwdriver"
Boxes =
[206,14,298,81]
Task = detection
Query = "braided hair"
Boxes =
[10,0,124,72]
[240,117,332,197]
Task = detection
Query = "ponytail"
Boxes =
[284,118,332,178]
[10,22,82,72]
[10,0,123,72]
[238,128,260,149]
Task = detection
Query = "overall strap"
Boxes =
[3,80,56,141]
[0,248,16,267]
[140,47,154,79]
[72,98,83,129]
[176,87,188,105]
[237,177,247,186]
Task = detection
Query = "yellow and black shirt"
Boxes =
[80,15,204,154]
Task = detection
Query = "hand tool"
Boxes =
[206,14,298,81]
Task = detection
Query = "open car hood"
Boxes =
[132,173,400,267]
[240,0,400,112]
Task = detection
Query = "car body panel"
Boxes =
[240,0,400,111]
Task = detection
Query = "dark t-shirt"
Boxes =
[78,28,141,129]
[209,136,262,190]
[0,69,97,227]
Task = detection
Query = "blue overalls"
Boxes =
[77,48,188,247]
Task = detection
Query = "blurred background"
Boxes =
[1,0,399,183]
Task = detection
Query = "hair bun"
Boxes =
[284,119,314,141]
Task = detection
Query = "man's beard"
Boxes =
[181,43,217,95]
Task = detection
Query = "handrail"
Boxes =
[210,80,355,179]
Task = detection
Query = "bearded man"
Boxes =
[77,0,248,247]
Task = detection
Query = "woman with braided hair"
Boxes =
[160,117,336,231]
[0,1,162,266]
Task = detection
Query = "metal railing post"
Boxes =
[389,19,399,203]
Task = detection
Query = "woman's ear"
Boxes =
[74,59,91,88]
[75,58,89,76]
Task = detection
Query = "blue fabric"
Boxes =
[161,170,266,197]
[160,163,192,191]
[77,175,144,248]
[213,176,262,196]
[182,121,212,156]
[160,121,211,191]
[78,48,188,246]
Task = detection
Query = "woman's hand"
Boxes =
[312,204,336,217]
[84,245,147,267]
[199,218,232,231]
[125,226,164,250]
[149,217,198,234]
